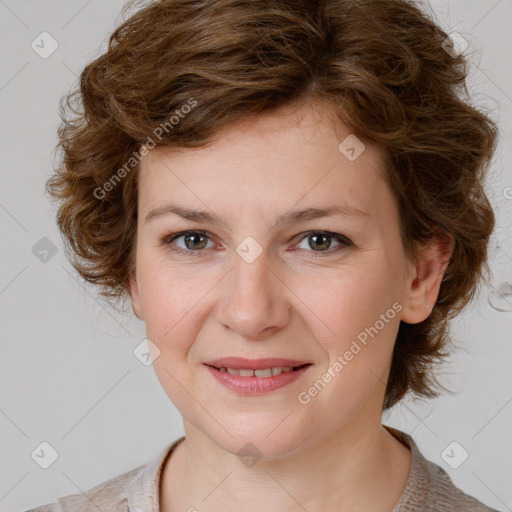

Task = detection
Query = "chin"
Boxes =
[205,423,310,462]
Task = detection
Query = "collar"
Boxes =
[385,424,430,511]
[122,426,426,512]
[124,435,186,512]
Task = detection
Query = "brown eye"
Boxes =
[295,231,352,256]
[181,232,209,250]
[308,233,332,251]
[163,230,214,256]
[161,229,352,259]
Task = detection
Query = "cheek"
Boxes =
[295,268,400,426]
[137,262,204,357]
[292,261,400,355]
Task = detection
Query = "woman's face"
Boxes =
[130,101,431,458]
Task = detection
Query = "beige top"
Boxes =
[25,425,499,512]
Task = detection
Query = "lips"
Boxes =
[204,359,312,394]
[203,357,312,371]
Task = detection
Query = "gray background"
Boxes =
[1,0,511,511]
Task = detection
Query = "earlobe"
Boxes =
[129,272,144,320]
[400,231,455,324]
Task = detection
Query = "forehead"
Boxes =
[137,101,391,224]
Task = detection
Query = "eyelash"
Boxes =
[160,230,353,258]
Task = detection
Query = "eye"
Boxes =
[162,230,215,256]
[293,230,352,257]
[160,229,352,258]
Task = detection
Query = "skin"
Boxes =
[129,99,454,512]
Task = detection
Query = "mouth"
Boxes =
[203,357,313,394]
[203,357,313,377]
[204,363,311,377]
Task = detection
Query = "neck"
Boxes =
[160,417,411,512]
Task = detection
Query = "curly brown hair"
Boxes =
[46,0,499,410]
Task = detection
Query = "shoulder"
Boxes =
[423,457,500,512]
[385,426,500,512]
[23,438,185,512]
[23,464,142,512]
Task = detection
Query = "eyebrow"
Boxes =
[144,202,370,227]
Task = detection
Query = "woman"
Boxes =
[28,0,501,510]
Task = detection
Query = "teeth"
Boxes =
[254,368,272,377]
[216,366,299,377]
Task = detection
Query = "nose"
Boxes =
[216,247,291,340]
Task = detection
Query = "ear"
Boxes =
[400,230,455,324]
[129,270,144,320]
